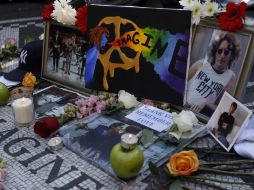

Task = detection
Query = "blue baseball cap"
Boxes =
[4,40,43,82]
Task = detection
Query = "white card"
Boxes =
[125,105,173,132]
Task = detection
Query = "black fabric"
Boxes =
[218,112,235,136]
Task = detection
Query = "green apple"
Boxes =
[0,82,10,106]
[110,143,144,179]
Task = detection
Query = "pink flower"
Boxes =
[5,38,16,47]
[142,99,154,106]
[80,107,88,116]
[0,169,6,182]
[75,98,86,107]
[95,101,106,113]
[89,95,100,104]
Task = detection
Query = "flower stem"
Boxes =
[201,159,254,166]
[185,175,254,185]
[199,167,254,176]
[184,178,227,190]
[200,150,237,155]
[215,166,254,171]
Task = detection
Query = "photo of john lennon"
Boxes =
[46,22,87,85]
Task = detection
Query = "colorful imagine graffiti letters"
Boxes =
[85,5,191,105]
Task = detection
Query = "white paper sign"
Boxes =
[125,105,174,132]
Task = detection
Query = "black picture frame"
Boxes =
[42,21,91,95]
[184,18,254,123]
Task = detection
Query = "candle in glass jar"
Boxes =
[11,97,34,125]
[48,137,63,151]
[121,133,138,149]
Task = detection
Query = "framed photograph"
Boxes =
[207,92,252,152]
[42,21,91,95]
[185,19,254,122]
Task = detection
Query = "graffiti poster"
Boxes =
[84,5,192,106]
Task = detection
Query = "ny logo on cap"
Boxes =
[20,50,28,64]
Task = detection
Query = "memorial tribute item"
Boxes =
[4,40,43,82]
[85,4,192,106]
[11,95,34,126]
[207,92,252,151]
[48,136,63,151]
[34,116,60,138]
[0,82,10,105]
[110,133,144,179]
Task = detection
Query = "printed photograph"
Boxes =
[84,4,192,106]
[57,114,142,175]
[33,86,79,119]
[207,92,252,152]
[42,22,90,93]
[185,25,251,118]
[57,114,188,177]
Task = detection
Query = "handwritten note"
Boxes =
[126,105,173,132]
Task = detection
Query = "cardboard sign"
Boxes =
[126,105,174,132]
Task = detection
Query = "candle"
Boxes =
[121,133,138,149]
[48,137,63,151]
[11,97,34,125]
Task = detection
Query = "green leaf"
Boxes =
[169,180,183,190]
[148,161,160,177]
[169,123,178,132]
[140,129,154,146]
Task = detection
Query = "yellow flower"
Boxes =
[22,72,36,87]
[167,150,199,176]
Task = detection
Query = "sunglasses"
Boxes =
[217,48,231,56]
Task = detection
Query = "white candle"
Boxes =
[11,97,34,125]
[121,133,138,149]
[48,137,63,151]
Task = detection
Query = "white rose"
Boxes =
[173,110,198,133]
[51,0,77,25]
[118,90,138,109]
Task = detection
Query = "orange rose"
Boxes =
[167,150,199,176]
[22,72,36,87]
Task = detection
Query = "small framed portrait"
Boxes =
[33,86,79,119]
[207,92,252,152]
[185,19,254,121]
[42,21,90,94]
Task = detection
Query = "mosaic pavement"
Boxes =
[1,16,254,190]
[0,106,149,190]
[1,105,254,190]
[0,17,44,49]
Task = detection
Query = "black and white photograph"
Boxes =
[42,21,90,93]
[207,92,252,152]
[185,23,253,119]
[33,86,79,119]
